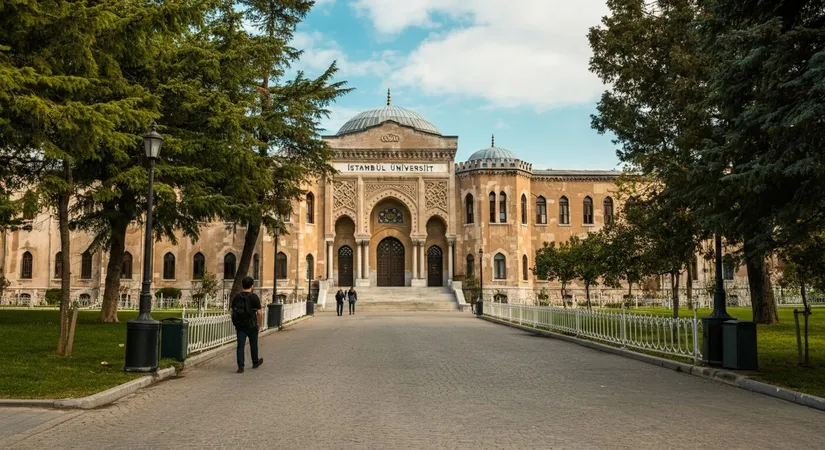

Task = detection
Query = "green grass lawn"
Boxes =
[605,306,825,398]
[0,310,180,399]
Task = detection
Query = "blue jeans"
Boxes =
[336,301,344,316]
[348,300,356,314]
[236,326,259,369]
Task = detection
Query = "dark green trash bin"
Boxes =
[476,301,483,316]
[722,320,758,371]
[160,318,188,362]
[306,299,314,316]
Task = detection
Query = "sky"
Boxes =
[288,0,619,170]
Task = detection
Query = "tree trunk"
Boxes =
[229,222,261,299]
[743,239,779,324]
[561,282,567,308]
[671,272,680,318]
[99,217,128,323]
[585,283,592,310]
[686,263,694,310]
[627,278,633,297]
[56,164,72,356]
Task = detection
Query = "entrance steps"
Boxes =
[324,286,459,312]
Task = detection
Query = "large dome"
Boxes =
[336,90,441,136]
[468,135,518,161]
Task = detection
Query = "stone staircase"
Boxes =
[323,286,460,312]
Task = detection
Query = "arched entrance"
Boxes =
[427,245,443,286]
[338,246,353,287]
[377,237,405,286]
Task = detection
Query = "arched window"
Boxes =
[81,251,93,279]
[253,253,260,280]
[54,252,62,279]
[521,194,527,224]
[522,255,528,281]
[559,196,570,225]
[583,196,594,224]
[121,252,133,279]
[603,197,614,224]
[193,252,205,279]
[724,261,735,280]
[21,251,33,279]
[78,293,91,306]
[223,253,236,279]
[20,293,32,305]
[536,196,547,224]
[163,253,176,280]
[466,254,475,278]
[276,252,287,279]
[494,253,506,280]
[489,192,496,223]
[465,194,474,224]
[499,192,507,223]
[306,254,314,281]
[306,193,315,224]
[82,200,95,215]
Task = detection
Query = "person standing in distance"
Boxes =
[231,276,263,373]
[347,287,357,315]
[335,288,345,316]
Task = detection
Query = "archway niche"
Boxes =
[368,197,413,286]
[425,216,448,286]
[334,216,356,287]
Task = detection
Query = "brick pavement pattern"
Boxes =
[3,311,825,449]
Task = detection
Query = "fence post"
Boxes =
[621,305,627,348]
[575,309,581,336]
[692,307,699,365]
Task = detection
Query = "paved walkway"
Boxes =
[2,311,824,449]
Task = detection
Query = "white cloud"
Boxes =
[352,0,609,110]
[291,31,397,78]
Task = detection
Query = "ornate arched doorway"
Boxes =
[377,237,405,286]
[427,245,443,286]
[338,245,354,287]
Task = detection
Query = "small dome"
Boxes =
[467,135,518,161]
[336,89,441,136]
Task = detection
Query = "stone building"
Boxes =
[0,95,748,307]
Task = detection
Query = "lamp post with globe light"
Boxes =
[124,124,163,372]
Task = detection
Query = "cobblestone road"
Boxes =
[3,311,824,449]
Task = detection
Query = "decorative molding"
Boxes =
[333,149,456,161]
[333,179,356,211]
[363,188,418,233]
[380,134,400,143]
[425,181,448,211]
[365,182,417,203]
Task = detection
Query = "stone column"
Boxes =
[412,241,418,279]
[363,239,370,282]
[357,241,363,280]
[419,241,426,279]
[448,239,455,283]
[326,239,333,280]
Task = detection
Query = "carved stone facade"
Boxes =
[0,101,750,305]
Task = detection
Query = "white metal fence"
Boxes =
[484,302,703,363]
[183,301,308,356]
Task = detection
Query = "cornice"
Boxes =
[332,148,457,161]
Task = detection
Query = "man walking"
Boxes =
[335,288,345,316]
[347,287,357,315]
[231,276,263,373]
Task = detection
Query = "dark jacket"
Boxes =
[347,290,357,302]
[335,291,345,303]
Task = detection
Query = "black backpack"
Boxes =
[231,293,254,328]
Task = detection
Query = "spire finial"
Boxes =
[387,89,391,106]
[491,134,495,147]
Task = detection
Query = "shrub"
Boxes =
[154,287,182,299]
[45,288,62,305]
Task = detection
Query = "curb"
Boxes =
[0,315,315,409]
[479,315,825,412]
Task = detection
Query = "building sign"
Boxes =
[380,134,400,142]
[333,162,448,173]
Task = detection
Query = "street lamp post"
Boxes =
[702,233,733,365]
[125,124,163,372]
[477,248,484,315]
[268,222,283,328]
